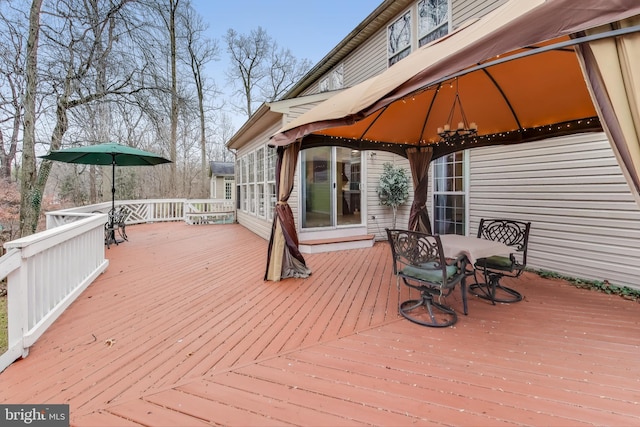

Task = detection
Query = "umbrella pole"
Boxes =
[111,157,116,214]
[108,157,116,245]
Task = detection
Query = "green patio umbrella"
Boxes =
[40,142,171,239]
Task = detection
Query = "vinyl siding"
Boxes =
[302,29,388,96]
[303,0,507,97]
[453,0,506,26]
[342,30,388,87]
[468,133,640,290]
[210,177,222,199]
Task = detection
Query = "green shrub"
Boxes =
[534,269,640,301]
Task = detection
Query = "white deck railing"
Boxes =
[1,198,235,372]
[0,214,108,372]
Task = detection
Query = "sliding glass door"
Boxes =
[301,147,362,229]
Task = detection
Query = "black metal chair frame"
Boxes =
[470,219,531,304]
[386,229,468,328]
[105,206,128,248]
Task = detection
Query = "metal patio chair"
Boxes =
[386,229,468,327]
[105,206,128,248]
[470,219,531,304]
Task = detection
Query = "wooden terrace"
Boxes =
[0,222,639,426]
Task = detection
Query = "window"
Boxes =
[266,147,278,219]
[237,146,277,219]
[256,148,265,182]
[387,1,449,66]
[432,151,466,235]
[240,157,248,211]
[267,147,277,220]
[319,63,344,92]
[256,147,265,217]
[236,159,241,209]
[248,152,255,213]
[418,0,449,47]
[388,11,412,66]
[224,177,233,200]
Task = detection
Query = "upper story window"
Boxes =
[239,157,246,184]
[388,11,412,66]
[388,1,449,66]
[256,147,265,182]
[266,146,276,182]
[248,152,255,183]
[319,63,344,92]
[418,0,449,46]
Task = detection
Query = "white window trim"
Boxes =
[430,150,469,235]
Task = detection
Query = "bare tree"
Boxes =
[225,26,312,119]
[261,45,312,102]
[225,26,270,118]
[149,0,180,196]
[21,0,138,236]
[19,0,42,236]
[0,6,26,181]
[167,0,179,196]
[211,112,236,163]
[181,3,219,197]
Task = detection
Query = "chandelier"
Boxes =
[437,79,477,143]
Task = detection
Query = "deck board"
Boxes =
[0,222,639,426]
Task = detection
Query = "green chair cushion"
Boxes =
[477,255,514,270]
[400,262,458,283]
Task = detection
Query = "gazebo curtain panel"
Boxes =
[407,147,433,234]
[264,141,311,281]
[265,0,640,281]
[575,16,640,206]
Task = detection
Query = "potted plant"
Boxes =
[377,162,409,229]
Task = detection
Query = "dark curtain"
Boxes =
[264,141,311,281]
[407,147,434,234]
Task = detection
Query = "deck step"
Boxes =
[299,234,375,253]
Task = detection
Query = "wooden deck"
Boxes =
[1,222,639,426]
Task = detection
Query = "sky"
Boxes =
[189,0,381,126]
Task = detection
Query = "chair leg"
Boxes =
[399,291,458,328]
[460,279,468,315]
[493,281,523,303]
[469,270,522,303]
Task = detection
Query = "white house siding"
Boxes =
[452,0,506,26]
[210,177,225,199]
[342,30,388,87]
[468,133,640,290]
[301,27,388,96]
